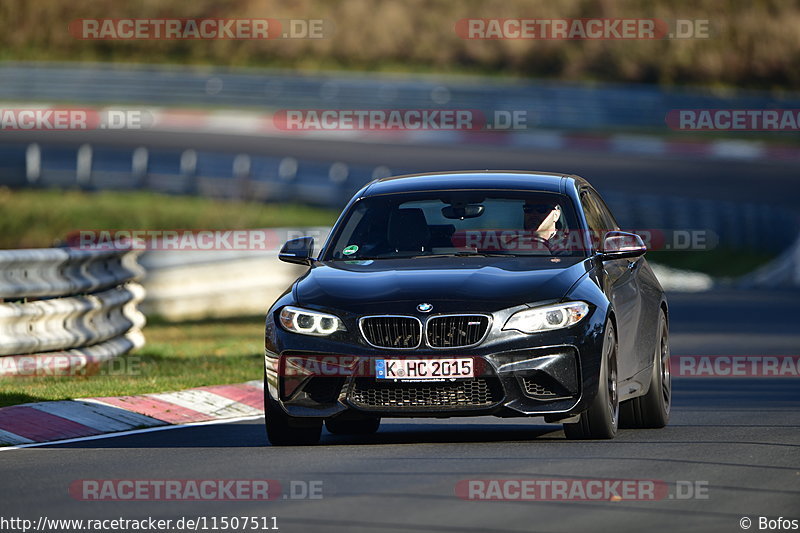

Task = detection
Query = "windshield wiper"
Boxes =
[410,251,517,259]
[332,251,520,260]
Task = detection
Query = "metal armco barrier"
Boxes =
[138,227,330,321]
[139,253,303,321]
[740,234,800,288]
[0,248,145,375]
[601,193,799,255]
[1,62,798,131]
[5,140,796,254]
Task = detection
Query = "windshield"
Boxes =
[323,190,585,260]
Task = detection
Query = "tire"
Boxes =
[563,320,619,440]
[325,416,381,435]
[264,384,322,446]
[620,311,671,429]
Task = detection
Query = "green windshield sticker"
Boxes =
[342,245,359,256]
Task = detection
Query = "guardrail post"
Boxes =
[371,166,392,180]
[25,143,41,185]
[277,157,298,202]
[76,144,92,188]
[329,162,349,207]
[279,157,298,181]
[132,147,148,189]
[233,154,251,200]
[180,149,197,195]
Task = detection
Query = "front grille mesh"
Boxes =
[349,378,500,409]
[426,315,489,348]
[361,316,420,348]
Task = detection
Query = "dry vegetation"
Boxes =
[0,0,798,89]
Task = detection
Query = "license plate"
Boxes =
[375,358,474,380]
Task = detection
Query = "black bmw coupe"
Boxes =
[264,171,671,445]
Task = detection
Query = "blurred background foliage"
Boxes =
[0,0,797,90]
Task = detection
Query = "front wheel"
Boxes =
[564,320,619,440]
[264,386,322,446]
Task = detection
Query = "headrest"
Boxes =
[388,208,431,252]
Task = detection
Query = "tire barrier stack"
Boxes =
[0,248,146,377]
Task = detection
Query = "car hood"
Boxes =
[294,256,590,314]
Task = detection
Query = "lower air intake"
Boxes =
[348,378,502,409]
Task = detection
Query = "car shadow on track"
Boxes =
[46,421,567,448]
[322,421,565,446]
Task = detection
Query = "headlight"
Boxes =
[503,301,590,334]
[279,306,345,336]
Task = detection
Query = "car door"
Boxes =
[593,189,661,379]
[581,188,643,382]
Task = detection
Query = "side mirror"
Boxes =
[279,236,315,266]
[599,231,647,260]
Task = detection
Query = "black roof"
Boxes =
[361,171,578,197]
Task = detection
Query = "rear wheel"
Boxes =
[564,320,619,440]
[325,415,381,435]
[620,311,671,428]
[264,383,322,446]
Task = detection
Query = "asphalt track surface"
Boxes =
[1,134,798,532]
[1,288,798,533]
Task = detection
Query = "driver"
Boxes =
[502,201,562,252]
[523,202,561,239]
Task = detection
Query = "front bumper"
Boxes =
[265,301,607,420]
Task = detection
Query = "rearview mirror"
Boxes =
[279,236,315,266]
[599,231,647,260]
[442,204,485,220]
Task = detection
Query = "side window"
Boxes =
[580,191,605,234]
[589,190,619,232]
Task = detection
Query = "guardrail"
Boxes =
[138,228,329,321]
[1,140,796,254]
[740,234,800,288]
[1,141,381,205]
[0,248,145,376]
[1,62,799,131]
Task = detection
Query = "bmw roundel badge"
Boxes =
[417,302,433,313]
